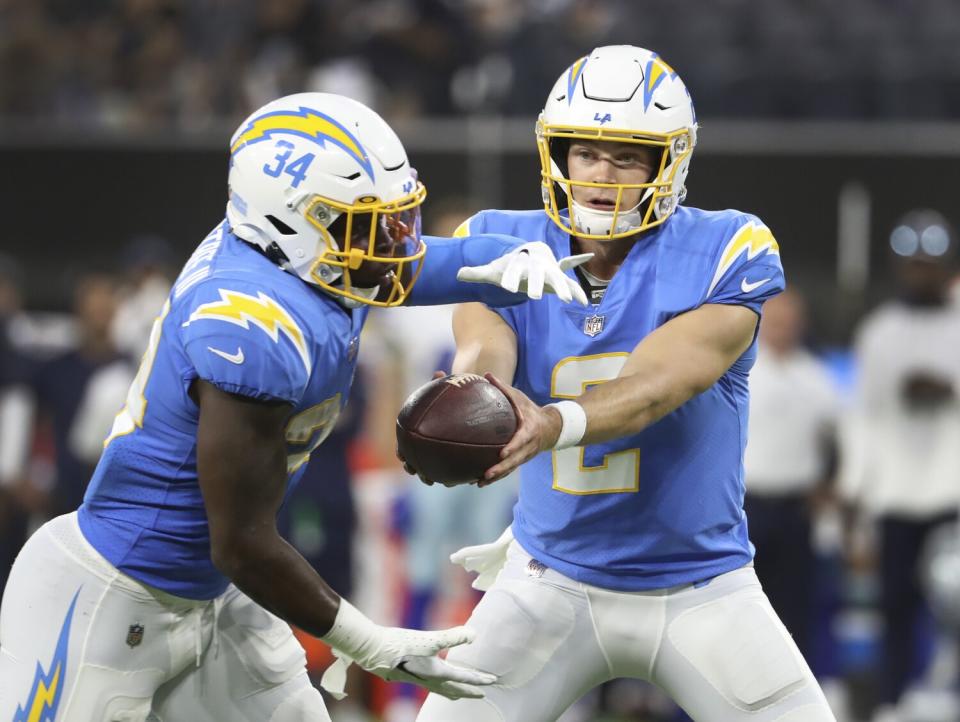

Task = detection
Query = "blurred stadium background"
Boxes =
[2,1,960,721]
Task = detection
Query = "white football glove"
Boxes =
[457,242,593,305]
[450,525,514,592]
[320,599,496,701]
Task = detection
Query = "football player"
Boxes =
[0,92,591,722]
[414,47,837,722]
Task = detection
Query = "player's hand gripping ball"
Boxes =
[396,374,517,485]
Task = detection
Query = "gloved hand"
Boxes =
[321,599,496,700]
[450,525,514,591]
[457,242,593,305]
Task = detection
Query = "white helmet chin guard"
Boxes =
[227,92,427,306]
[537,45,698,241]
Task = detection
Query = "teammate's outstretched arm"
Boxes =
[481,303,758,481]
[406,234,592,307]
[194,380,495,700]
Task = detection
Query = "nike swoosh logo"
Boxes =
[741,277,771,293]
[207,346,244,364]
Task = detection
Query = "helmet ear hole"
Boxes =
[265,215,298,236]
[548,137,572,204]
[550,137,571,178]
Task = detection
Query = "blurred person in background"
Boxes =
[839,209,960,722]
[0,91,588,722]
[70,234,179,468]
[743,288,840,664]
[8,0,960,129]
[111,233,177,359]
[0,255,33,598]
[29,271,123,517]
[356,0,472,118]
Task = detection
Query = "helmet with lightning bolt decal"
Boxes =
[227,93,427,307]
[538,46,697,240]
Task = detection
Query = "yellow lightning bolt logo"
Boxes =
[707,222,781,296]
[230,107,374,180]
[566,56,588,104]
[23,669,60,722]
[643,54,677,111]
[14,590,80,722]
[646,57,673,92]
[186,289,311,374]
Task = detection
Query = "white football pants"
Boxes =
[417,542,836,722]
[0,512,329,722]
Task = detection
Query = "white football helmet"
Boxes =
[537,45,698,240]
[227,92,427,306]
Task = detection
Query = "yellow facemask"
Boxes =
[304,183,428,307]
[537,118,693,241]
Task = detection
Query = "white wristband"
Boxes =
[547,400,587,449]
[320,598,378,699]
[321,598,377,657]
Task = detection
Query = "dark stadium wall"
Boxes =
[2,146,958,344]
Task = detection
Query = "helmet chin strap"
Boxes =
[570,199,644,237]
[326,281,381,309]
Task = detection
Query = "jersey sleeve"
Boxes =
[704,216,785,313]
[178,282,312,404]
[451,212,483,238]
[407,209,538,308]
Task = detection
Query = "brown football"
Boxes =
[396,374,517,485]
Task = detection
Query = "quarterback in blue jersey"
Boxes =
[416,47,836,722]
[0,93,590,722]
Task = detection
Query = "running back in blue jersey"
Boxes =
[79,221,365,599]
[463,206,784,591]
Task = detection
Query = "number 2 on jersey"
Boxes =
[551,353,640,494]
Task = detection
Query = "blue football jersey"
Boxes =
[463,206,785,591]
[79,221,367,599]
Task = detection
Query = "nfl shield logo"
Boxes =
[583,314,605,337]
[126,623,144,648]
